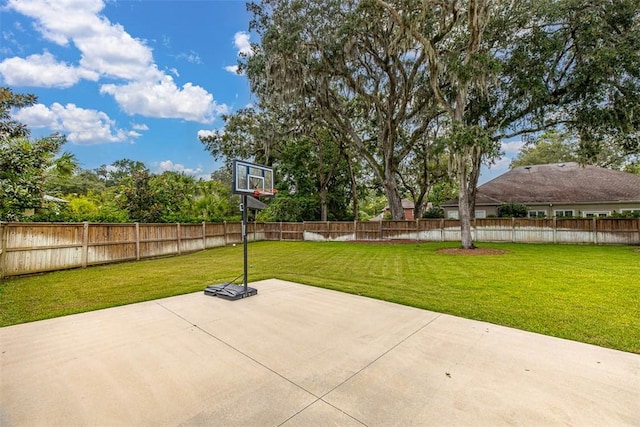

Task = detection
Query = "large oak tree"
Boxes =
[375,0,639,247]
[244,0,442,220]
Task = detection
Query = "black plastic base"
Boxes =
[204,283,258,300]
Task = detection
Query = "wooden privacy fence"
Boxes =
[1,218,639,277]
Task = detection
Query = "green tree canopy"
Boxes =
[244,0,443,220]
[510,131,579,169]
[1,87,67,221]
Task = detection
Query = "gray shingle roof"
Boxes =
[445,163,640,206]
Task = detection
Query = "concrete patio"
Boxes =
[1,279,638,426]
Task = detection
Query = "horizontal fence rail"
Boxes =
[1,218,639,277]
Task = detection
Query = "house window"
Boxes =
[621,209,640,214]
[447,210,459,219]
[475,210,486,219]
[554,210,574,218]
[528,210,546,218]
[583,211,610,218]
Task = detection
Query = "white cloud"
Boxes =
[233,32,253,57]
[12,102,134,145]
[224,31,253,75]
[7,0,154,80]
[489,155,512,171]
[479,139,526,184]
[132,123,149,131]
[0,51,98,88]
[100,75,228,123]
[5,0,226,123]
[76,24,156,81]
[224,65,240,74]
[197,129,219,139]
[501,140,525,155]
[8,0,105,45]
[157,160,203,176]
[177,50,202,64]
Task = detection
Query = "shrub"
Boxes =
[497,203,528,218]
[422,207,444,218]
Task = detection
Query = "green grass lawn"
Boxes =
[1,241,638,353]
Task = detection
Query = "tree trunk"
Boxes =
[319,187,328,221]
[413,189,428,220]
[346,155,359,220]
[467,145,483,219]
[457,184,475,249]
[383,168,405,220]
[456,153,476,249]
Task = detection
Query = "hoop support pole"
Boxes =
[242,193,248,294]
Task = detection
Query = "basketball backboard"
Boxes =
[232,160,276,196]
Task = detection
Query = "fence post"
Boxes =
[223,221,227,245]
[177,223,181,255]
[202,221,206,249]
[135,222,140,260]
[593,217,598,244]
[553,217,557,244]
[82,222,89,268]
[0,222,6,279]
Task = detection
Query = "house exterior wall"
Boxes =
[379,206,415,220]
[445,202,640,219]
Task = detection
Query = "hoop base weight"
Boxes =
[204,283,258,300]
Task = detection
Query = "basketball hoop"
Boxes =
[252,189,277,198]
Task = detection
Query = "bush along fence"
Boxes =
[1,218,639,278]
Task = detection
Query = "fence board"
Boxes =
[512,218,555,243]
[555,218,594,243]
[179,224,206,253]
[261,223,283,241]
[225,222,242,244]
[303,221,356,241]
[281,222,304,241]
[87,224,137,264]
[596,218,640,245]
[382,220,418,240]
[3,223,84,275]
[1,218,638,278]
[356,221,382,241]
[204,223,226,247]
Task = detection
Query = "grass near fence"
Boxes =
[0,241,638,353]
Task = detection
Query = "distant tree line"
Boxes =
[1,87,239,223]
[200,0,639,248]
[2,0,639,242]
[1,86,452,223]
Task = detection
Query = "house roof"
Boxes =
[444,162,640,206]
[401,199,415,209]
[383,199,415,210]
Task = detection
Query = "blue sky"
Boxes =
[1,0,519,183]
